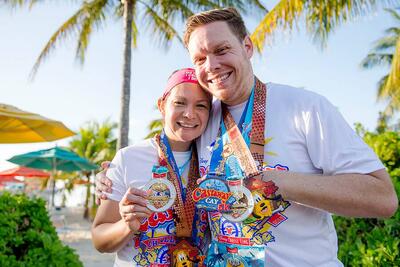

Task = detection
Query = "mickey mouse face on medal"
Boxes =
[143,179,176,212]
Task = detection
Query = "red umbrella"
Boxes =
[0,175,24,184]
[0,166,50,178]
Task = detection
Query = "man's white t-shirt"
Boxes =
[106,138,191,267]
[197,83,384,267]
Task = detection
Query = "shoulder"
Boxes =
[267,83,328,103]
[266,82,335,113]
[118,138,158,161]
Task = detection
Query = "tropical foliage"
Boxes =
[251,0,400,51]
[334,120,400,266]
[69,120,117,219]
[0,192,82,266]
[2,0,267,150]
[361,8,400,115]
[145,117,163,139]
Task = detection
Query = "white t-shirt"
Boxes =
[106,138,192,267]
[196,82,384,267]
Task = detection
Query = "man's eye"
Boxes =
[174,101,184,105]
[216,47,228,55]
[195,57,206,65]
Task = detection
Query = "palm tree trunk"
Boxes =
[117,0,133,150]
[83,174,91,219]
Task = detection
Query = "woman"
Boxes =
[92,68,211,267]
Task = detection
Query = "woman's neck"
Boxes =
[166,136,191,152]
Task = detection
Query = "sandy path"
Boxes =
[53,207,115,267]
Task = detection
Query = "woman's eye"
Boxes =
[174,101,184,105]
[197,104,208,109]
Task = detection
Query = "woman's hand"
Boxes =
[119,187,152,232]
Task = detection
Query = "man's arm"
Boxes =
[263,168,398,218]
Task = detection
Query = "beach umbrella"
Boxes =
[0,166,50,178]
[0,175,24,184]
[0,103,75,143]
[8,147,98,207]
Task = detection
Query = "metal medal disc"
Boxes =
[143,179,176,212]
[222,186,254,222]
[224,254,249,267]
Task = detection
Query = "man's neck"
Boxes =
[223,75,254,106]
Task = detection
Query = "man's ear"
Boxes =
[243,35,254,59]
[157,98,166,116]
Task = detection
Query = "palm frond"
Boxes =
[140,1,182,47]
[145,117,163,139]
[148,118,163,130]
[372,35,399,51]
[360,53,393,68]
[131,1,139,48]
[0,0,36,8]
[29,8,85,79]
[76,0,111,64]
[251,0,400,52]
[384,27,400,35]
[384,36,400,96]
[385,7,400,21]
[29,0,114,78]
[251,0,305,52]
[376,74,389,100]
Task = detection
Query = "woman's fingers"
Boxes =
[129,187,148,198]
[120,203,152,217]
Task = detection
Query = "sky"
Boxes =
[0,1,395,171]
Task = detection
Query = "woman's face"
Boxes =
[159,82,210,151]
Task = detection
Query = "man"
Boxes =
[96,8,398,266]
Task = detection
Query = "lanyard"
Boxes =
[155,131,198,238]
[209,77,267,177]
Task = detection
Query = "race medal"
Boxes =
[224,254,248,267]
[193,173,254,222]
[222,179,254,222]
[192,172,234,212]
[169,239,205,267]
[144,165,176,212]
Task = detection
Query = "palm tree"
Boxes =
[69,120,117,219]
[145,117,163,139]
[360,8,400,115]
[3,0,268,150]
[251,1,400,51]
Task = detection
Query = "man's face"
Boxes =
[187,21,254,106]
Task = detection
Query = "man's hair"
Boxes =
[183,7,248,47]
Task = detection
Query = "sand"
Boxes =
[52,207,115,267]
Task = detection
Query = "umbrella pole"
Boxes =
[51,157,56,208]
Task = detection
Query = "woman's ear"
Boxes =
[157,97,166,115]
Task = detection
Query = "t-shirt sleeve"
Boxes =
[305,96,385,175]
[105,149,127,202]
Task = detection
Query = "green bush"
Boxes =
[334,129,400,266]
[0,192,82,267]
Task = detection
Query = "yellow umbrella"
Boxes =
[0,103,75,143]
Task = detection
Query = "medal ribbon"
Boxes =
[155,131,198,238]
[210,77,267,177]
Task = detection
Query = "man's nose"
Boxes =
[205,55,220,72]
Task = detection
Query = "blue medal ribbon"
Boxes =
[160,130,189,201]
[209,85,255,173]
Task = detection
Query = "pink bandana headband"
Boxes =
[162,68,199,100]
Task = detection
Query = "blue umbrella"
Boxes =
[8,147,98,206]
